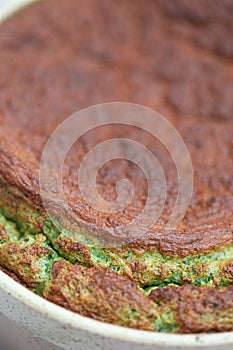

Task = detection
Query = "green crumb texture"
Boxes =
[0,203,233,333]
[1,198,233,289]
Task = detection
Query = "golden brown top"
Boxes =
[0,0,232,255]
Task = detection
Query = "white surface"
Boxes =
[0,0,10,5]
[0,0,36,22]
[0,0,31,6]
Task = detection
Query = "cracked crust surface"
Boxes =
[150,285,233,333]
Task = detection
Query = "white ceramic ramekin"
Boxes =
[0,2,233,349]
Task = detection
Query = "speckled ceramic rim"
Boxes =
[0,1,233,348]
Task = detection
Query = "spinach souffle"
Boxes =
[0,0,233,333]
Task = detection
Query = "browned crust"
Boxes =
[150,285,233,333]
[0,240,51,288]
[0,181,232,258]
[223,261,233,283]
[44,261,157,330]
[0,223,9,241]
[0,0,232,257]
[55,236,93,265]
